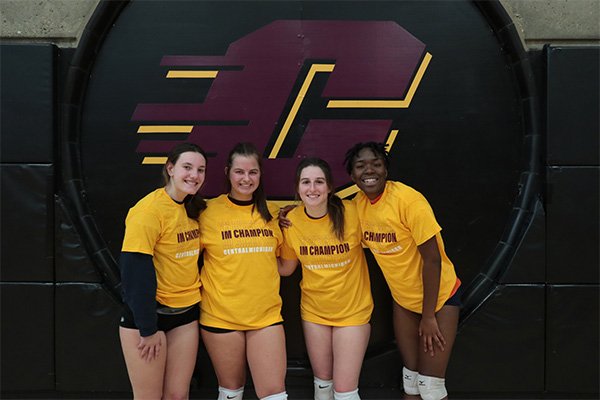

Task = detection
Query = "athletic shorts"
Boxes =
[444,284,463,308]
[120,302,200,333]
[200,321,284,334]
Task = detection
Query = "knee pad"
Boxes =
[218,386,244,400]
[260,391,288,400]
[417,374,447,400]
[333,388,360,400]
[314,377,333,400]
[402,367,419,395]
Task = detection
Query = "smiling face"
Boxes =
[227,154,261,201]
[165,151,206,202]
[350,147,388,200]
[298,165,331,216]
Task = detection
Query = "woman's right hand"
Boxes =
[137,331,165,363]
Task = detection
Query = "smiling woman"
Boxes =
[119,142,208,399]
[345,142,461,400]
[198,142,288,400]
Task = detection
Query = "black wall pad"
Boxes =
[55,197,101,283]
[448,285,545,393]
[0,44,55,163]
[54,283,129,391]
[500,198,545,283]
[546,285,599,394]
[0,283,54,391]
[546,166,600,283]
[0,164,53,282]
[547,46,600,166]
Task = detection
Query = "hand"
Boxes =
[137,331,164,363]
[278,204,296,229]
[419,315,446,357]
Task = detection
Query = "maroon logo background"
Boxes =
[133,20,428,196]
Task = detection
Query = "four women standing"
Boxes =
[119,140,460,400]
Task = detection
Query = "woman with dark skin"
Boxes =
[344,142,461,400]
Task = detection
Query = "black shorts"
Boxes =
[444,284,463,308]
[120,302,200,333]
[200,321,284,334]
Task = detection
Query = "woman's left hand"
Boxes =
[419,315,446,357]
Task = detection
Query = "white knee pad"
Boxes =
[218,386,244,400]
[314,377,333,400]
[402,367,419,395]
[333,388,360,400]
[417,374,447,400]
[260,391,288,400]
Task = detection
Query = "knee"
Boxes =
[417,374,447,400]
[163,388,190,400]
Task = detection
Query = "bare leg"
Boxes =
[163,321,199,400]
[201,328,247,390]
[418,305,459,378]
[302,321,334,380]
[120,327,167,400]
[246,324,287,398]
[392,302,421,400]
[393,302,459,400]
[331,324,371,392]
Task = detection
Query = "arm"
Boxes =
[417,236,445,357]
[120,252,163,362]
[277,257,299,276]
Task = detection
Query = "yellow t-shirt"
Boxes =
[199,195,284,330]
[121,188,201,307]
[280,201,373,326]
[354,181,459,313]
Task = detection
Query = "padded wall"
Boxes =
[54,283,129,391]
[0,44,56,392]
[0,164,54,282]
[546,46,599,166]
[544,45,599,396]
[546,285,599,394]
[0,44,55,163]
[0,283,55,391]
[447,285,545,393]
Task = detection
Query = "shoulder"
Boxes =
[266,201,281,216]
[128,189,168,217]
[204,194,227,209]
[386,181,426,203]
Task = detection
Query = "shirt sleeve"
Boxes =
[121,209,161,255]
[120,252,158,337]
[403,195,442,246]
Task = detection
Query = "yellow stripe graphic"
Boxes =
[142,157,168,165]
[166,70,219,78]
[326,52,432,109]
[386,129,399,150]
[335,185,360,199]
[137,125,194,133]
[268,64,336,159]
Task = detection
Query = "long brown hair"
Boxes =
[162,142,207,219]
[225,142,272,222]
[295,157,345,240]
